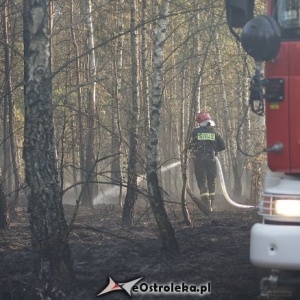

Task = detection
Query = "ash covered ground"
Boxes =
[0,196,273,300]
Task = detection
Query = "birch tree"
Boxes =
[141,0,150,132]
[23,0,74,297]
[147,0,179,253]
[122,0,140,227]
[81,0,97,208]
[111,0,124,206]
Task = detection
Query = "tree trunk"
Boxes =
[70,0,84,199]
[147,0,179,253]
[179,67,191,225]
[4,0,21,210]
[0,176,9,229]
[122,0,139,227]
[81,0,97,208]
[111,0,124,206]
[1,0,12,198]
[141,0,150,176]
[23,0,74,297]
[141,0,150,132]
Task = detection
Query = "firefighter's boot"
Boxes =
[202,196,212,214]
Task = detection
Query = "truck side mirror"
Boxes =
[241,15,281,61]
[225,0,255,28]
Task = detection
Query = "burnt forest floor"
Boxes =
[0,197,278,300]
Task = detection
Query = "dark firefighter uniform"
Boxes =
[190,122,226,211]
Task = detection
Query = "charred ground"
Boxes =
[0,198,269,300]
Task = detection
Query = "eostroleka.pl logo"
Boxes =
[96,277,211,297]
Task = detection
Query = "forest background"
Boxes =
[0,0,267,298]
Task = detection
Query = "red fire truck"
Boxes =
[226,0,300,298]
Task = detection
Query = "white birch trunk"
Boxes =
[23,0,74,296]
[147,0,179,253]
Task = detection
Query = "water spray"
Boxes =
[92,158,254,210]
[216,157,255,209]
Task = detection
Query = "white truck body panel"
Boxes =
[250,170,300,269]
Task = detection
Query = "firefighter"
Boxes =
[190,112,226,212]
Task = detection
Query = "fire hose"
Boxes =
[216,157,255,209]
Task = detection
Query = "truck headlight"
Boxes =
[259,193,300,217]
[275,200,300,217]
